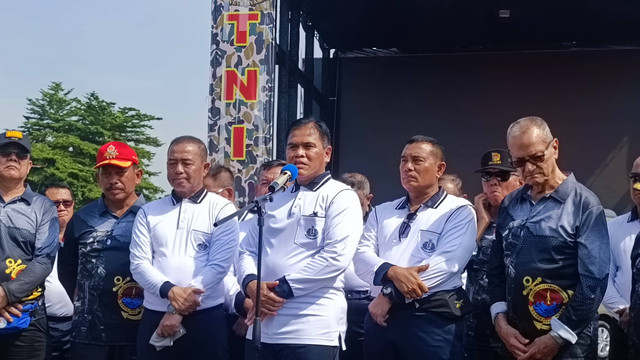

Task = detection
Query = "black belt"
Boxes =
[345,290,370,300]
[394,287,473,320]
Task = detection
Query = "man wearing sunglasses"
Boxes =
[487,117,609,360]
[603,156,640,358]
[43,182,76,360]
[0,130,59,360]
[58,141,146,360]
[353,135,477,360]
[465,149,522,360]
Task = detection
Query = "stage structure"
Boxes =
[208,0,276,206]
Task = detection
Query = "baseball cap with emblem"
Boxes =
[0,130,31,153]
[94,141,139,169]
[473,149,516,173]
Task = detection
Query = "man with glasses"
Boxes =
[353,135,477,360]
[43,182,76,360]
[58,141,146,360]
[464,149,522,359]
[603,155,640,358]
[0,130,59,360]
[487,116,609,359]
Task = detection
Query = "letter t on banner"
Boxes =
[208,0,276,206]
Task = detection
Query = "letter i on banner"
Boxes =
[209,0,276,206]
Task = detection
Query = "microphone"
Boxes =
[268,164,298,193]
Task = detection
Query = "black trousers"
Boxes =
[136,305,228,360]
[0,316,48,360]
[341,296,373,360]
[245,341,339,360]
[47,315,72,360]
[363,307,465,360]
[69,342,136,360]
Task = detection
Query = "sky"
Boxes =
[0,1,212,193]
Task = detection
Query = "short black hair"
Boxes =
[42,181,74,200]
[206,164,235,190]
[285,117,332,147]
[168,135,208,161]
[257,159,287,177]
[405,135,445,162]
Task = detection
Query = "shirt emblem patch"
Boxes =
[196,242,209,252]
[421,239,436,254]
[113,276,144,320]
[5,258,26,280]
[305,226,319,240]
[522,276,573,330]
[105,144,119,159]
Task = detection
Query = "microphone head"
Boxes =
[282,164,298,181]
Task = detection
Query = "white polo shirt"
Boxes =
[353,188,476,299]
[237,172,363,346]
[602,208,640,313]
[130,188,239,312]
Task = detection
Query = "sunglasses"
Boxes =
[509,139,553,168]
[398,211,418,240]
[481,171,514,182]
[52,200,74,208]
[0,148,29,161]
[630,172,640,184]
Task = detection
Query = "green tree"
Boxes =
[20,82,164,205]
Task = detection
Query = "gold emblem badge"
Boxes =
[489,152,501,164]
[5,258,26,280]
[113,276,144,320]
[104,144,119,159]
[5,131,23,139]
[522,276,573,330]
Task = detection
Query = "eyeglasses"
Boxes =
[52,200,74,208]
[480,171,514,182]
[509,139,554,168]
[398,211,418,240]
[0,148,29,161]
[630,172,640,184]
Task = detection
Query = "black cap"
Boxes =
[0,130,31,153]
[473,149,515,173]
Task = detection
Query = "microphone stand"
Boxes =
[213,186,287,355]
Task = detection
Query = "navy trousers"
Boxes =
[363,307,465,360]
[341,296,373,360]
[245,341,339,360]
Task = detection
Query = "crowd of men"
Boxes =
[0,115,638,360]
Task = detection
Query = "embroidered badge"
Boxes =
[5,130,23,139]
[196,241,209,252]
[5,258,26,280]
[421,240,436,254]
[522,276,573,330]
[113,276,144,320]
[104,144,119,159]
[305,226,319,240]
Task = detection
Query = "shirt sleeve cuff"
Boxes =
[273,276,294,299]
[490,301,508,324]
[242,274,258,297]
[550,317,578,344]
[233,291,247,317]
[373,262,395,286]
[159,281,175,299]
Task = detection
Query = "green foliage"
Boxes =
[20,82,165,206]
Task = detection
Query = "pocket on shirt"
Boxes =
[191,230,213,260]
[294,216,325,251]
[418,230,440,255]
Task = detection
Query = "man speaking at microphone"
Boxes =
[237,117,363,359]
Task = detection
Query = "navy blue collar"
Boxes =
[171,187,208,205]
[98,193,146,216]
[517,173,576,203]
[629,206,639,223]
[395,187,447,211]
[292,171,332,192]
[1,184,36,205]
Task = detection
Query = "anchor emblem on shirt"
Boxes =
[305,226,319,240]
[5,259,26,280]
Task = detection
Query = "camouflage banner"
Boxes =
[208,0,276,206]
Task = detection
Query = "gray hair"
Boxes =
[506,116,553,144]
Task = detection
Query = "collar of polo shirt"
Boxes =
[170,187,208,205]
[395,187,448,211]
[292,171,331,193]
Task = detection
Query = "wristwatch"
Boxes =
[381,285,395,302]
[167,304,178,315]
